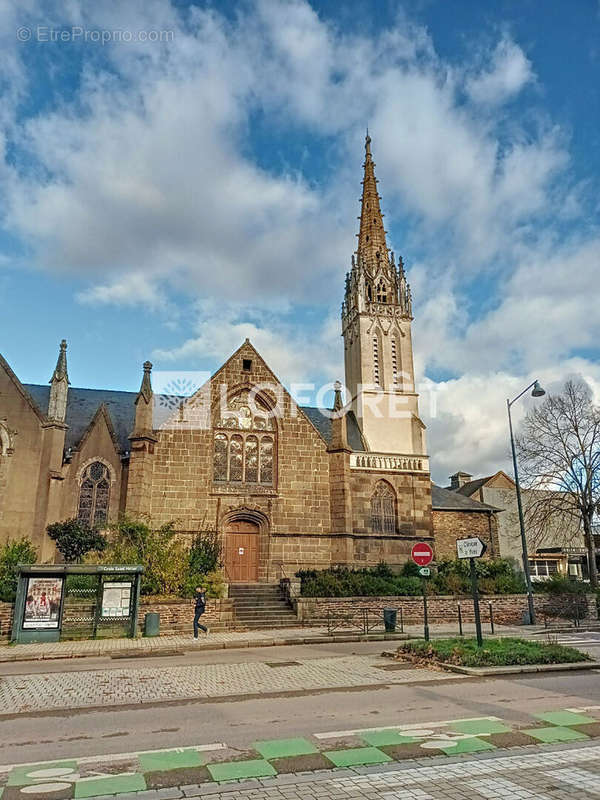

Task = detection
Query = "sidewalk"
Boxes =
[0,623,529,662]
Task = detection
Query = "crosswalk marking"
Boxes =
[545,767,600,794]
[468,777,550,799]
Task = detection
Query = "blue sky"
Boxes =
[1,0,599,483]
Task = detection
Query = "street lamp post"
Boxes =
[507,380,545,626]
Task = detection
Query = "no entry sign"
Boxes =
[411,542,433,567]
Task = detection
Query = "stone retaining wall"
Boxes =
[0,602,13,641]
[138,598,235,635]
[295,593,598,626]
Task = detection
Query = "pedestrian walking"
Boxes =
[193,585,209,639]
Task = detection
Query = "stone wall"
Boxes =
[138,598,235,634]
[432,509,500,560]
[295,593,598,626]
[0,601,13,641]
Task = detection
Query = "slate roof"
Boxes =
[24,384,136,454]
[22,386,367,454]
[431,484,501,512]
[301,407,366,451]
[455,476,491,497]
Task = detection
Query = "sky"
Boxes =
[0,0,599,485]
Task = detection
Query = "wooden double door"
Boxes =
[224,520,259,582]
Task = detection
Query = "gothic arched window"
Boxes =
[371,481,396,533]
[376,279,387,303]
[213,391,276,485]
[77,461,110,527]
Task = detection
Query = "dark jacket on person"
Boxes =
[194,591,206,612]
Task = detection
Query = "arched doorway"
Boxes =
[224,519,259,582]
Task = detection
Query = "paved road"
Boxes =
[2,641,600,767]
[546,630,600,657]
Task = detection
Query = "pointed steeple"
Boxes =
[48,339,69,422]
[357,132,390,269]
[132,360,155,437]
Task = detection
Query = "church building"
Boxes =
[0,136,499,577]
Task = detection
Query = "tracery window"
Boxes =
[213,391,276,485]
[376,279,387,303]
[371,481,396,534]
[77,461,110,526]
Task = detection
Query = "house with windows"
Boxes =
[449,470,588,580]
[0,135,498,578]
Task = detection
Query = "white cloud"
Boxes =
[0,0,597,483]
[466,36,534,106]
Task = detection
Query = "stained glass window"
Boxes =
[213,392,276,485]
[214,433,228,481]
[371,481,396,534]
[229,435,243,482]
[245,436,259,482]
[77,461,110,527]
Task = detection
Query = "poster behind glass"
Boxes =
[101,581,132,618]
[23,577,63,629]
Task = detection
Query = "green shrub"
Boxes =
[182,568,227,599]
[297,558,528,598]
[89,518,188,596]
[0,539,37,602]
[398,637,590,667]
[533,574,587,594]
[46,518,106,563]
[188,531,222,575]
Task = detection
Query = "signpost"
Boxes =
[411,543,433,641]
[456,536,487,646]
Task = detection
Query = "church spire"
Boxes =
[48,339,69,422]
[357,132,389,268]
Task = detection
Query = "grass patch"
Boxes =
[397,637,591,667]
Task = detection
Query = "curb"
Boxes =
[0,632,409,663]
[441,660,600,676]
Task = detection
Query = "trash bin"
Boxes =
[383,608,397,633]
[144,612,160,637]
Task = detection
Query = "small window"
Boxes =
[242,359,252,372]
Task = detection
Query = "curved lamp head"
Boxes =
[531,380,546,398]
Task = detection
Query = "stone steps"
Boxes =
[229,583,299,629]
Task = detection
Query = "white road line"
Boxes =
[545,767,600,794]
[566,705,600,713]
[468,777,550,799]
[0,742,227,775]
[313,716,502,740]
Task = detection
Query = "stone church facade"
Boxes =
[0,136,498,577]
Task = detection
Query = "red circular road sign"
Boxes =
[411,542,433,567]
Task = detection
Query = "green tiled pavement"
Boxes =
[523,725,589,744]
[535,711,597,727]
[324,747,392,767]
[438,737,496,755]
[7,762,78,787]
[254,737,318,759]
[207,759,277,782]
[451,718,511,735]
[361,730,421,747]
[138,747,204,772]
[74,774,146,798]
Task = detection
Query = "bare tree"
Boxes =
[516,380,600,588]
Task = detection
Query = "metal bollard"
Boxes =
[399,606,404,633]
[458,602,463,637]
[489,602,495,635]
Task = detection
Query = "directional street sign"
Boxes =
[456,537,487,560]
[419,567,430,577]
[411,542,434,567]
